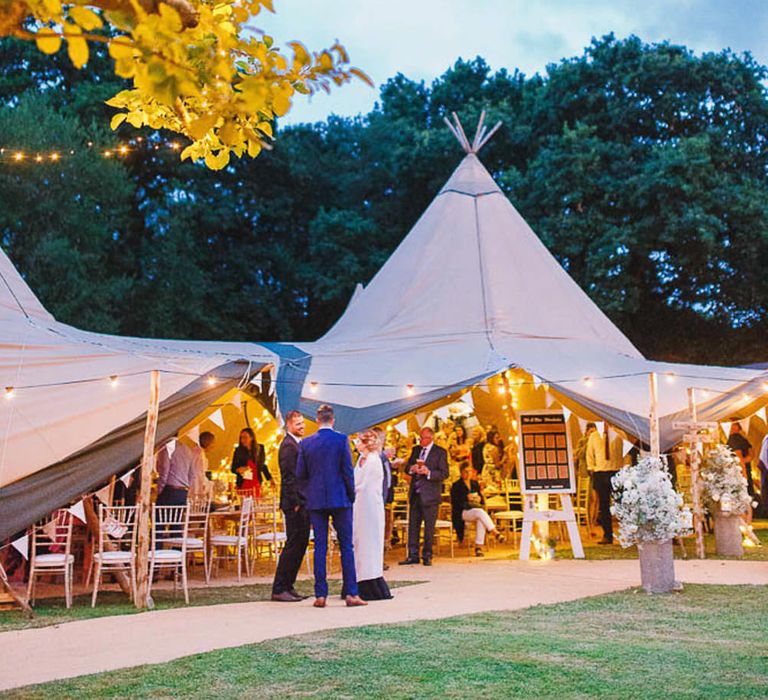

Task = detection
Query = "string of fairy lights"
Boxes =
[0,137,184,165]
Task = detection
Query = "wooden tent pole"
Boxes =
[688,387,706,559]
[135,369,160,610]
[649,372,660,458]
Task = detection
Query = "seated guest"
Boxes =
[451,463,504,557]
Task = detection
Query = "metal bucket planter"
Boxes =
[637,540,676,593]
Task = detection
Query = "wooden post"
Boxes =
[688,388,706,559]
[649,372,660,458]
[135,370,160,610]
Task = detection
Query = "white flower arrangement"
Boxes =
[611,457,692,547]
[700,444,753,515]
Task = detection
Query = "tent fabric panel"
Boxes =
[0,362,252,542]
[259,342,312,418]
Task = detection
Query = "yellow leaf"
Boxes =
[110,113,127,130]
[256,121,272,138]
[272,90,290,117]
[218,121,239,146]
[349,67,374,87]
[35,28,61,55]
[205,149,230,170]
[247,139,262,158]
[126,113,144,127]
[188,114,217,140]
[69,6,103,30]
[66,25,89,68]
[108,38,133,59]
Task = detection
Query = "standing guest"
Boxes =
[451,463,504,557]
[448,424,471,464]
[157,435,213,506]
[399,427,449,566]
[189,432,216,500]
[271,411,310,602]
[348,430,392,600]
[728,421,757,534]
[586,422,615,544]
[372,427,397,553]
[296,404,366,608]
[231,427,271,498]
[483,430,503,479]
[756,433,768,518]
[470,426,487,474]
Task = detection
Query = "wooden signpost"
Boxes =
[517,410,584,560]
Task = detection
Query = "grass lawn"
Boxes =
[0,580,420,633]
[4,584,767,699]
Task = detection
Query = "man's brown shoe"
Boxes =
[313,597,327,608]
[271,591,301,602]
[345,595,368,607]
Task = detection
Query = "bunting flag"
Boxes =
[532,374,542,390]
[740,417,751,434]
[120,468,136,488]
[478,380,490,394]
[415,411,428,427]
[394,419,408,436]
[95,484,111,504]
[577,417,588,433]
[250,373,262,392]
[11,535,28,559]
[562,406,571,423]
[719,421,731,437]
[67,499,86,523]
[186,425,200,444]
[757,407,767,423]
[460,391,474,409]
[544,392,555,408]
[622,439,634,457]
[209,409,225,431]
[268,367,276,396]
[595,421,605,436]
[434,405,450,421]
[228,392,242,410]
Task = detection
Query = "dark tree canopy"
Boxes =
[1,34,767,363]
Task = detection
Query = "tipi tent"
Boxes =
[273,115,761,444]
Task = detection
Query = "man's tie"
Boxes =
[419,447,427,461]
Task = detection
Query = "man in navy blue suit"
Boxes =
[296,404,367,608]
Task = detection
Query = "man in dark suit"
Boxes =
[399,426,449,566]
[271,410,310,602]
[296,404,367,608]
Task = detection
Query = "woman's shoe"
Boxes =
[474,547,484,557]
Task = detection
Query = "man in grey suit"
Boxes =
[399,427,449,566]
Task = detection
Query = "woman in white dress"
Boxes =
[349,430,392,601]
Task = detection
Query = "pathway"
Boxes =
[1,559,766,691]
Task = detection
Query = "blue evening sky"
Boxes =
[260,0,768,125]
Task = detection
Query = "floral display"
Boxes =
[611,457,692,547]
[700,444,753,515]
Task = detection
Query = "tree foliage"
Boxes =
[2,34,768,364]
[0,0,369,168]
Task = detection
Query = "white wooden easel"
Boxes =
[519,494,584,560]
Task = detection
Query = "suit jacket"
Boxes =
[278,435,302,512]
[296,428,355,511]
[381,451,396,504]
[406,443,449,507]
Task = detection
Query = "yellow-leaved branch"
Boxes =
[2,0,372,169]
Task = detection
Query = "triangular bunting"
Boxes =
[11,535,28,559]
[120,468,135,488]
[460,391,474,410]
[740,417,750,434]
[187,425,200,444]
[415,411,428,427]
[577,417,587,433]
[562,406,571,423]
[544,392,555,408]
[478,380,490,394]
[622,439,634,457]
[595,421,605,436]
[250,374,262,392]
[532,375,542,390]
[209,409,225,431]
[394,419,408,436]
[95,484,111,504]
[434,405,450,421]
[719,421,731,437]
[67,499,86,523]
[757,407,767,423]
[228,392,242,410]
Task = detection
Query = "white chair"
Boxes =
[91,505,137,607]
[167,494,211,583]
[209,497,253,581]
[27,511,75,608]
[149,505,190,604]
[251,496,286,568]
[494,479,524,545]
[574,476,591,528]
[434,517,455,557]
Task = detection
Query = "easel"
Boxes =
[519,493,585,560]
[673,387,717,560]
[0,562,32,614]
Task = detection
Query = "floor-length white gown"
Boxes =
[353,452,385,582]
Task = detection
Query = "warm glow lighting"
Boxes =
[118,145,128,155]
[108,375,119,387]
[34,154,43,162]
[583,377,593,387]
[4,386,14,399]
[497,385,506,395]
[13,152,23,161]
[309,381,319,394]
[512,419,518,429]
[104,150,112,157]
[50,152,59,161]
[405,384,415,396]
[207,376,217,386]
[501,404,508,410]
[742,393,751,402]
[386,425,392,431]
[664,372,675,384]
[171,142,181,150]
[700,390,711,399]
